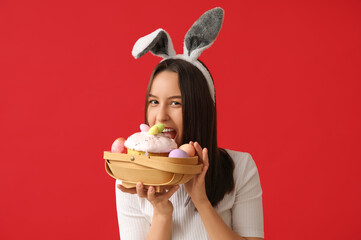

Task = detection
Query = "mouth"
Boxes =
[162,127,177,140]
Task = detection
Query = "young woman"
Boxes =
[116,58,264,240]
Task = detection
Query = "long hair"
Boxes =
[144,59,235,207]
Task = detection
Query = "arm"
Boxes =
[115,180,149,240]
[196,201,262,240]
[117,182,179,240]
[146,193,173,240]
[231,152,264,239]
[184,142,263,240]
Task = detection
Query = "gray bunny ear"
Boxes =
[184,7,224,60]
[132,28,176,59]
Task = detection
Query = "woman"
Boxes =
[116,7,263,240]
[116,59,264,240]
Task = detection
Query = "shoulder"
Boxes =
[224,149,262,189]
[224,149,258,172]
[224,149,252,162]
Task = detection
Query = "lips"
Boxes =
[163,128,177,140]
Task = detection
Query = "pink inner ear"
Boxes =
[140,123,150,132]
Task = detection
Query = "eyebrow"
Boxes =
[148,94,182,100]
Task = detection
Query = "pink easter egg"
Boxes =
[179,144,195,157]
[140,123,150,132]
[111,137,127,153]
[168,149,190,158]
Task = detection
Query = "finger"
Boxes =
[136,182,147,198]
[200,163,209,179]
[202,148,209,167]
[164,185,180,199]
[197,148,209,179]
[147,186,156,201]
[164,185,172,191]
[193,142,203,158]
[117,184,137,194]
[193,142,204,166]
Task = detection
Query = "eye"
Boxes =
[171,101,181,106]
[149,99,159,105]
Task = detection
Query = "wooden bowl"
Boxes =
[104,151,202,191]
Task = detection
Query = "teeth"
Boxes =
[163,128,175,132]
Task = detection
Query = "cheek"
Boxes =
[147,109,151,125]
[176,111,183,138]
[147,109,155,125]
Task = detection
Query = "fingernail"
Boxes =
[149,186,154,192]
[136,182,141,188]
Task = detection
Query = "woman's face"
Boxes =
[147,70,183,146]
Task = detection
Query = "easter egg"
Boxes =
[111,137,127,153]
[140,124,150,132]
[148,125,159,135]
[179,144,195,157]
[156,123,164,133]
[169,149,189,158]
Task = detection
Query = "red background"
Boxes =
[1,0,360,239]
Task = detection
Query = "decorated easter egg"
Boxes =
[111,137,127,153]
[169,149,189,158]
[179,144,195,157]
[140,123,150,132]
[148,125,159,135]
[156,123,164,133]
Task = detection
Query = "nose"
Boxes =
[156,104,169,123]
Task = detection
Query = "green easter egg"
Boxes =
[148,125,159,135]
[156,124,164,133]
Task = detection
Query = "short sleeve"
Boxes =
[231,152,264,238]
[115,180,150,240]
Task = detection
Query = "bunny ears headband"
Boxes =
[132,7,225,103]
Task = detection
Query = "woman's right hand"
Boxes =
[117,183,179,217]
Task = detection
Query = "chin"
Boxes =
[175,137,182,146]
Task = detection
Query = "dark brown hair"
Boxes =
[144,58,234,207]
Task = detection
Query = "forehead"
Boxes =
[150,71,181,96]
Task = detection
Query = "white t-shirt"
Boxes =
[115,150,264,239]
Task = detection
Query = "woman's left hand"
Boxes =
[184,141,210,207]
